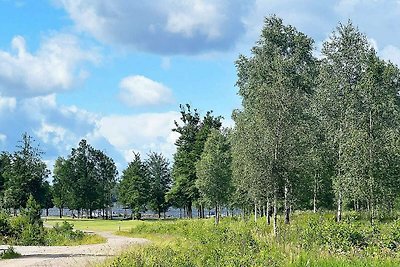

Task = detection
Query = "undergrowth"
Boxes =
[0,246,20,260]
[103,212,400,267]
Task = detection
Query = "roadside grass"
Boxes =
[0,246,21,260]
[44,217,154,232]
[99,213,400,267]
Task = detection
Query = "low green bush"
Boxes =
[45,221,104,246]
[0,246,20,260]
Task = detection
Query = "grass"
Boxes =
[44,214,400,266]
[44,220,107,245]
[44,217,146,232]
[0,246,20,260]
[96,212,400,267]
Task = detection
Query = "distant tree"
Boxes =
[145,152,171,218]
[41,181,53,217]
[196,129,232,224]
[118,153,149,220]
[52,157,72,218]
[0,152,11,200]
[170,104,222,218]
[92,149,118,219]
[52,140,117,218]
[3,133,49,210]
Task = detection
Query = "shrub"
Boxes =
[0,246,20,260]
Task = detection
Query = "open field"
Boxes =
[44,217,159,232]
[7,212,400,266]
[92,212,400,267]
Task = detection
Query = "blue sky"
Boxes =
[0,0,400,173]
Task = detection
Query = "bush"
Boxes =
[9,215,45,245]
[0,246,20,259]
[0,212,11,237]
[45,221,104,246]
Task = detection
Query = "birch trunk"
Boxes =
[284,183,290,224]
[313,172,317,213]
[254,201,257,222]
[273,195,278,237]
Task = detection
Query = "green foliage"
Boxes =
[45,221,105,245]
[104,214,400,267]
[0,246,20,260]
[233,16,317,225]
[52,139,117,217]
[3,133,49,209]
[169,104,222,217]
[196,129,232,223]
[145,152,171,217]
[314,21,400,221]
[118,152,149,219]
[0,213,104,246]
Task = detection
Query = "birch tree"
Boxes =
[196,129,232,224]
[234,16,316,232]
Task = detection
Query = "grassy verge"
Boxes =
[45,221,106,246]
[45,217,146,232]
[99,213,400,267]
[0,246,20,260]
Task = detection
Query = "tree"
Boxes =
[118,152,149,220]
[41,181,53,217]
[196,129,232,224]
[170,104,222,218]
[52,140,118,218]
[233,16,316,233]
[3,133,49,210]
[92,149,118,219]
[145,152,171,218]
[0,152,11,201]
[314,21,400,222]
[52,157,72,218]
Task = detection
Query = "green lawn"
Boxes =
[44,216,166,232]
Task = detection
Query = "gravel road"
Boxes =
[0,231,149,267]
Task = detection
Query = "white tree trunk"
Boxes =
[273,195,278,237]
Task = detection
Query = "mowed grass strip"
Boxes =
[44,216,171,232]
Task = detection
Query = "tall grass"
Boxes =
[103,212,400,267]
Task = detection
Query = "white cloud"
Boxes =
[56,0,250,54]
[0,133,6,143]
[0,94,100,158]
[164,0,223,39]
[34,121,67,147]
[118,75,174,107]
[97,112,180,161]
[0,34,99,98]
[380,45,400,66]
[0,95,16,112]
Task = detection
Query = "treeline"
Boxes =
[230,16,400,231]
[0,135,173,220]
[165,17,400,227]
[1,16,400,228]
[0,134,53,214]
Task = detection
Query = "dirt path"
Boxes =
[0,231,149,267]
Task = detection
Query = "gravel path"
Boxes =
[0,231,149,267]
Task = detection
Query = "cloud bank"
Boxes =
[56,0,251,54]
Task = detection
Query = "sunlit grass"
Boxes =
[44,216,149,232]
[99,213,400,267]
